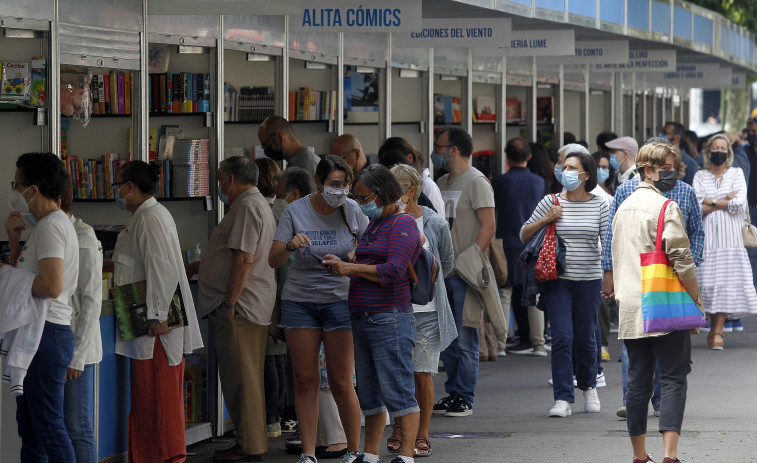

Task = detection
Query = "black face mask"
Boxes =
[263,145,285,161]
[709,151,728,167]
[748,134,757,148]
[653,170,677,193]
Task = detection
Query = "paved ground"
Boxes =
[188,325,757,463]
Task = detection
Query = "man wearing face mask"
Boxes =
[330,134,369,177]
[259,116,322,175]
[602,137,704,419]
[187,156,276,462]
[432,128,500,418]
[605,137,639,186]
[663,121,698,186]
[745,118,757,300]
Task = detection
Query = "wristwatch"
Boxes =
[221,300,235,310]
[710,200,716,207]
[285,241,296,252]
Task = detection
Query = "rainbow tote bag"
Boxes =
[640,199,708,334]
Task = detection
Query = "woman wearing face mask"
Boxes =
[692,134,757,350]
[4,153,79,462]
[611,141,701,463]
[387,164,456,458]
[592,151,616,197]
[269,155,368,463]
[521,150,609,418]
[111,161,203,462]
[321,164,422,463]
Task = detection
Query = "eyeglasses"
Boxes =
[110,182,127,194]
[354,191,377,205]
[10,181,28,191]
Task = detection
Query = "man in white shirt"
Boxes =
[606,136,639,185]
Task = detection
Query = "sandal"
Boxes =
[413,437,432,458]
[386,424,402,453]
[711,332,724,351]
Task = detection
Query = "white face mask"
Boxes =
[321,186,349,208]
[8,187,36,225]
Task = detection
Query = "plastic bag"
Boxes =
[60,65,92,127]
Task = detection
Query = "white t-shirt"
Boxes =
[17,210,79,325]
[412,216,436,313]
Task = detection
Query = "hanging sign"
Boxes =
[554,41,629,64]
[148,0,302,14]
[475,29,574,57]
[647,63,731,87]
[394,18,511,48]
[291,0,422,32]
[592,49,677,72]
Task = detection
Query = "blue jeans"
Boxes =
[542,278,600,402]
[64,364,97,463]
[440,275,479,406]
[351,309,419,420]
[621,344,661,407]
[16,322,76,463]
[280,300,352,331]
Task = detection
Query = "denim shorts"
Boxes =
[280,300,352,331]
[350,309,419,420]
[413,311,441,374]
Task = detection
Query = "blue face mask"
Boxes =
[597,167,610,184]
[218,178,230,205]
[562,171,585,191]
[360,199,383,219]
[430,148,451,169]
[115,185,130,211]
[609,152,622,170]
[553,164,563,184]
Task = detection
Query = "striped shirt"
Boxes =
[522,194,609,281]
[348,213,422,313]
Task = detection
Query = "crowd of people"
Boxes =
[4,113,757,463]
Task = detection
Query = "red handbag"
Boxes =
[535,194,560,282]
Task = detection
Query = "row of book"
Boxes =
[149,72,211,114]
[172,139,210,198]
[63,153,124,200]
[91,72,132,115]
[224,85,275,123]
[288,87,337,121]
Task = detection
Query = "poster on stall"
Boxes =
[344,66,379,112]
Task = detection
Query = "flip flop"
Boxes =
[386,424,402,453]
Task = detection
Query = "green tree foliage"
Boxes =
[687,0,757,35]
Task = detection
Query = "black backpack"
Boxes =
[408,245,440,305]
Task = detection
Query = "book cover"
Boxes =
[475,96,496,122]
[184,367,203,422]
[172,73,180,114]
[116,73,125,114]
[29,58,46,107]
[150,74,159,113]
[60,119,71,157]
[111,280,188,341]
[536,97,553,123]
[159,73,167,113]
[109,71,117,114]
[166,71,173,113]
[124,72,131,115]
[199,73,210,113]
[97,74,105,114]
[1,61,30,102]
[148,126,158,161]
[91,75,100,115]
[506,97,521,120]
[192,73,198,113]
[180,73,187,113]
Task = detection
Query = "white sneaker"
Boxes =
[497,349,507,357]
[583,388,601,413]
[532,345,548,357]
[596,372,607,388]
[549,400,572,417]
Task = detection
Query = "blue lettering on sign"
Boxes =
[512,38,547,48]
[629,50,648,59]
[297,6,403,28]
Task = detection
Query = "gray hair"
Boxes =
[275,167,316,196]
[354,164,403,205]
[558,143,590,157]
[220,156,259,186]
[390,164,423,202]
